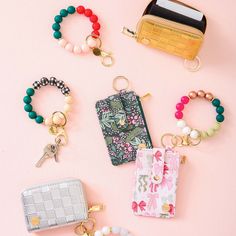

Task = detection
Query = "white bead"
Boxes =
[94,231,103,236]
[190,130,199,139]
[58,38,67,48]
[101,226,110,235]
[45,117,52,126]
[120,228,129,236]
[73,45,82,54]
[65,43,73,52]
[112,227,121,234]
[65,96,73,104]
[64,104,72,113]
[182,126,191,135]
[177,119,186,128]
[81,43,90,53]
[52,114,62,125]
[87,38,97,48]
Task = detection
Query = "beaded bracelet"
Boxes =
[94,226,133,236]
[52,5,114,67]
[175,90,225,140]
[23,77,73,167]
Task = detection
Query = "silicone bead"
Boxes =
[190,130,199,139]
[175,111,183,119]
[101,226,110,235]
[81,43,90,53]
[176,103,184,111]
[181,96,190,104]
[177,119,186,128]
[84,9,93,17]
[87,37,97,48]
[94,231,103,236]
[201,131,208,139]
[54,15,63,23]
[53,31,62,39]
[26,88,35,96]
[216,114,224,122]
[65,96,73,104]
[207,128,215,137]
[212,98,220,107]
[112,227,121,234]
[92,22,101,30]
[29,111,37,119]
[73,45,82,54]
[58,38,67,48]
[216,106,224,114]
[92,30,100,37]
[52,23,60,31]
[24,104,33,112]
[213,122,221,131]
[45,117,53,126]
[23,96,32,104]
[90,14,98,23]
[35,116,44,124]
[60,9,68,17]
[65,43,73,52]
[67,6,76,14]
[77,6,85,14]
[182,126,191,135]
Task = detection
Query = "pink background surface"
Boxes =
[0,0,235,235]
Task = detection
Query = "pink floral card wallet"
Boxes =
[96,90,152,166]
[132,148,180,218]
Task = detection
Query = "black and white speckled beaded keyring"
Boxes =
[23,77,73,167]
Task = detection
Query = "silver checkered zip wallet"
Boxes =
[21,179,88,232]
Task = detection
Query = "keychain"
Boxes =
[52,5,114,67]
[23,77,72,167]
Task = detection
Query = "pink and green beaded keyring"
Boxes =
[52,5,114,67]
[23,77,73,167]
[162,90,225,148]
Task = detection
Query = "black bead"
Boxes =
[56,80,65,89]
[33,81,41,90]
[49,77,57,86]
[61,86,70,95]
[40,77,49,86]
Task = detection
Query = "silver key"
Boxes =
[35,144,58,168]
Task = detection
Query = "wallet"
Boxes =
[96,90,152,166]
[132,148,180,218]
[123,0,207,60]
[21,179,88,232]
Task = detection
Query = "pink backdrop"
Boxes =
[0,0,235,235]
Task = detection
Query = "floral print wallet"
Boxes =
[96,90,152,166]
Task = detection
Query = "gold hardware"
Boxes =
[30,216,40,226]
[74,218,96,236]
[48,111,67,136]
[88,204,104,213]
[138,143,146,149]
[122,27,137,38]
[184,57,201,72]
[181,155,187,164]
[113,76,130,92]
[140,93,152,101]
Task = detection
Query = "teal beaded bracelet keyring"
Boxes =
[52,5,114,67]
[23,77,73,168]
[162,90,225,148]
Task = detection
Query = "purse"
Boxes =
[95,79,152,166]
[123,0,207,70]
[21,179,101,232]
[132,147,180,218]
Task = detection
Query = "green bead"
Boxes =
[24,104,33,112]
[23,96,32,104]
[35,116,44,124]
[52,23,60,31]
[26,88,35,96]
[212,98,220,107]
[54,15,62,23]
[60,9,68,17]
[216,114,224,122]
[28,111,37,119]
[53,31,62,39]
[216,106,224,114]
[67,6,75,14]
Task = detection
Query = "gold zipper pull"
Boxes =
[88,204,104,213]
[140,93,151,101]
[122,27,137,38]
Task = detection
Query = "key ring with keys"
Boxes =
[52,5,114,67]
[23,77,73,167]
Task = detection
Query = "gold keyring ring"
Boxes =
[101,55,114,67]
[86,34,102,48]
[188,135,202,146]
[74,224,87,235]
[161,133,176,148]
[55,133,67,146]
[113,76,130,92]
[52,111,67,127]
[184,56,201,72]
[81,218,96,233]
[171,135,183,147]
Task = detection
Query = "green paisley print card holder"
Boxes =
[96,90,153,166]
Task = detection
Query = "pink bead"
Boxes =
[87,38,97,48]
[73,45,82,54]
[181,96,190,104]
[58,38,67,48]
[81,43,90,53]
[65,43,73,52]
[175,111,183,119]
[176,103,184,111]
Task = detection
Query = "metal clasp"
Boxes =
[122,27,137,38]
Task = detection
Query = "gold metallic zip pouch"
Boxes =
[123,0,207,71]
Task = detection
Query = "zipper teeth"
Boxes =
[137,15,203,37]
